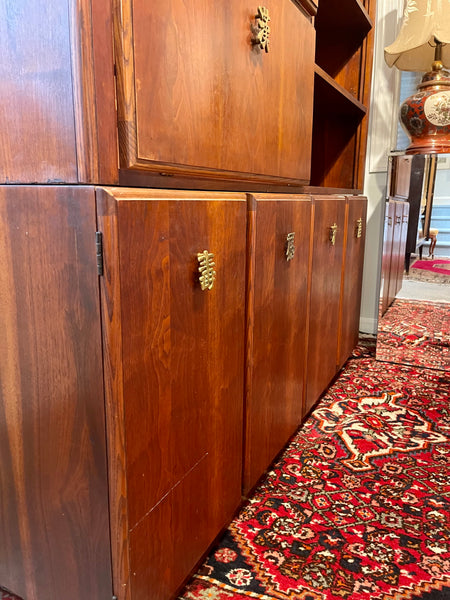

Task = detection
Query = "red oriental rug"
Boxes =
[377,299,450,371]
[180,343,450,600]
[407,258,450,284]
[411,259,450,276]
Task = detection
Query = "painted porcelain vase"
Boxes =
[400,68,450,154]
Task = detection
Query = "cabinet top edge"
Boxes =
[96,187,248,201]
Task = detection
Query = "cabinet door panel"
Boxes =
[116,0,315,184]
[0,186,112,600]
[337,196,367,368]
[97,189,246,600]
[244,195,311,494]
[380,200,396,315]
[306,196,346,413]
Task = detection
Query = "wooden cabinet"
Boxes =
[0,186,112,600]
[310,0,375,190]
[337,196,367,368]
[0,2,374,599]
[306,196,347,412]
[305,195,367,413]
[380,199,410,315]
[243,194,312,495]
[97,189,247,600]
[115,0,315,188]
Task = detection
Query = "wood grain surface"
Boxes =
[0,186,112,600]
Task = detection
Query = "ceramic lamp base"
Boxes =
[400,69,450,154]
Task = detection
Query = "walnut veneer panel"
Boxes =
[305,196,346,413]
[0,0,118,184]
[97,189,247,600]
[0,186,112,600]
[115,0,315,185]
[244,194,312,494]
[337,196,367,369]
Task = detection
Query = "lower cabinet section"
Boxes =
[0,186,367,600]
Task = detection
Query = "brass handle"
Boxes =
[396,216,401,225]
[355,218,363,239]
[285,232,295,261]
[402,216,408,224]
[252,6,270,52]
[197,251,216,291]
[329,223,337,246]
[388,216,393,226]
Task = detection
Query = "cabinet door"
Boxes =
[115,0,315,186]
[97,188,246,600]
[244,194,312,495]
[380,200,396,315]
[394,202,409,296]
[305,196,346,414]
[387,200,404,304]
[0,186,112,600]
[337,196,367,369]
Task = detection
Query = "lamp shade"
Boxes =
[385,0,450,71]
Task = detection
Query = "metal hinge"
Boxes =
[96,231,104,276]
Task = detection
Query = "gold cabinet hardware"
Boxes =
[329,223,337,246]
[355,217,363,239]
[395,216,401,225]
[388,216,393,226]
[252,6,270,52]
[285,232,295,261]
[197,251,216,291]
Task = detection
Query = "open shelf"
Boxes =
[310,0,375,191]
[314,66,367,116]
[315,0,373,79]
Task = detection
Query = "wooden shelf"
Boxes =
[310,0,375,190]
[315,0,373,78]
[314,66,367,117]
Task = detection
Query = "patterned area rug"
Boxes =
[180,344,450,600]
[377,299,450,371]
[406,258,450,284]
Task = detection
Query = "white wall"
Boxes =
[360,0,403,334]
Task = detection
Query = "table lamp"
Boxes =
[385,0,450,153]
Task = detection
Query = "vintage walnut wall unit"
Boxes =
[0,1,375,599]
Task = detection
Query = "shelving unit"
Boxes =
[310,0,375,191]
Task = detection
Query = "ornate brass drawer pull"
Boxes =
[197,251,216,291]
[285,232,295,261]
[252,6,270,52]
[395,216,401,225]
[355,217,363,239]
[329,223,338,246]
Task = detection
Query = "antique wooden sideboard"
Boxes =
[0,1,375,599]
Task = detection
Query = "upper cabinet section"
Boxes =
[0,0,375,193]
[114,0,315,189]
[310,0,375,191]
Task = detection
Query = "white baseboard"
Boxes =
[359,317,378,335]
